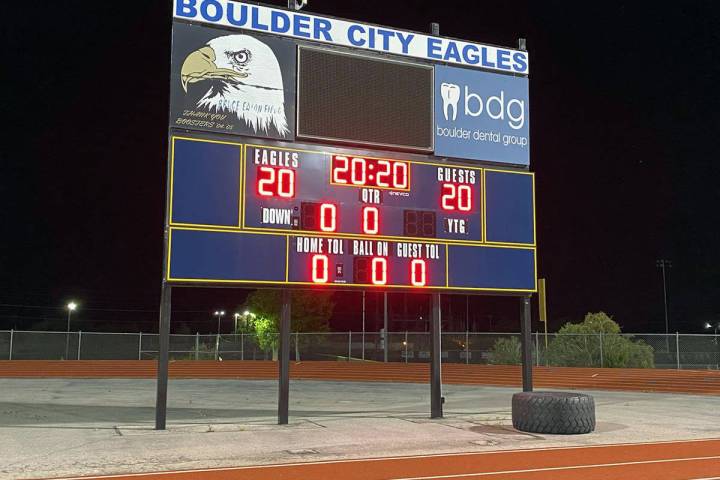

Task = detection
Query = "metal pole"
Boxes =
[661,263,669,335]
[138,332,143,360]
[362,291,366,361]
[155,283,171,430]
[466,295,469,333]
[430,293,443,418]
[465,330,469,365]
[383,292,388,363]
[241,333,245,361]
[278,289,291,425]
[294,332,299,362]
[404,330,408,364]
[195,332,199,361]
[535,331,540,367]
[215,314,221,361]
[9,329,13,360]
[520,296,533,392]
[599,332,604,368]
[64,310,72,360]
[348,331,352,361]
[544,315,549,366]
[676,331,681,370]
[77,331,82,360]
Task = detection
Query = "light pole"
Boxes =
[656,259,672,336]
[705,322,720,370]
[213,310,226,334]
[233,313,240,333]
[213,310,225,360]
[64,302,77,360]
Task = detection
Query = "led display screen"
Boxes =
[296,47,434,152]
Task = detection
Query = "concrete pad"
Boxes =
[0,378,718,479]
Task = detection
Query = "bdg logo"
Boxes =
[439,82,525,130]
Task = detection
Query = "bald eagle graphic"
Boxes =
[181,35,289,136]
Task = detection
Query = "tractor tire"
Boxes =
[512,391,595,434]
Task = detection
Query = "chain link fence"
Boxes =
[1,330,718,369]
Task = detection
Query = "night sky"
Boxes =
[2,1,719,334]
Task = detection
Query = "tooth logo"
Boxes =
[440,83,460,121]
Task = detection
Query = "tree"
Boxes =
[488,336,522,365]
[241,290,334,360]
[546,312,654,368]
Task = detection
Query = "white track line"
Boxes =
[390,455,720,479]
[51,438,720,479]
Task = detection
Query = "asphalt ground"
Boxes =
[1,378,718,479]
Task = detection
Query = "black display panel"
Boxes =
[297,47,434,152]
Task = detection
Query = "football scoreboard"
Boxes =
[166,1,534,293]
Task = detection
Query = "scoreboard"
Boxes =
[167,136,535,292]
[166,2,534,294]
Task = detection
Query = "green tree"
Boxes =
[488,336,522,365]
[241,290,334,360]
[546,312,654,368]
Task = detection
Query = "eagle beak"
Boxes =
[180,46,247,92]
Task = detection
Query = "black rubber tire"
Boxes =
[512,391,595,434]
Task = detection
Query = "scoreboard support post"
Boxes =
[383,293,388,363]
[520,296,534,392]
[278,289,291,425]
[430,293,443,418]
[155,282,171,430]
[361,292,366,361]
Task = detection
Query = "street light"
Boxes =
[705,321,720,370]
[65,301,78,360]
[213,310,226,334]
[213,310,226,361]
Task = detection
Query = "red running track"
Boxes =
[50,439,720,480]
[2,360,720,395]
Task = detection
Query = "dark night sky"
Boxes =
[2,1,719,333]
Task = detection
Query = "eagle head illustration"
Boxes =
[181,35,289,136]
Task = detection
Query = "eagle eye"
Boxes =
[227,49,252,68]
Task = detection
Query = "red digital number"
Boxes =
[441,183,472,211]
[410,259,426,287]
[371,257,387,285]
[393,162,408,189]
[257,166,295,198]
[376,160,391,187]
[320,203,337,232]
[351,158,366,185]
[311,254,329,283]
[332,155,409,190]
[362,206,379,235]
[332,156,349,184]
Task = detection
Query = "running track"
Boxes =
[53,439,720,480]
[3,360,720,395]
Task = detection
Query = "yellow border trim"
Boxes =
[169,136,244,229]
[172,137,534,248]
[166,226,537,292]
[483,168,537,247]
[285,235,289,282]
[445,243,449,287]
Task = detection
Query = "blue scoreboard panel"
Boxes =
[167,135,536,292]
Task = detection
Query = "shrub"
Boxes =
[546,312,654,368]
[488,336,522,365]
